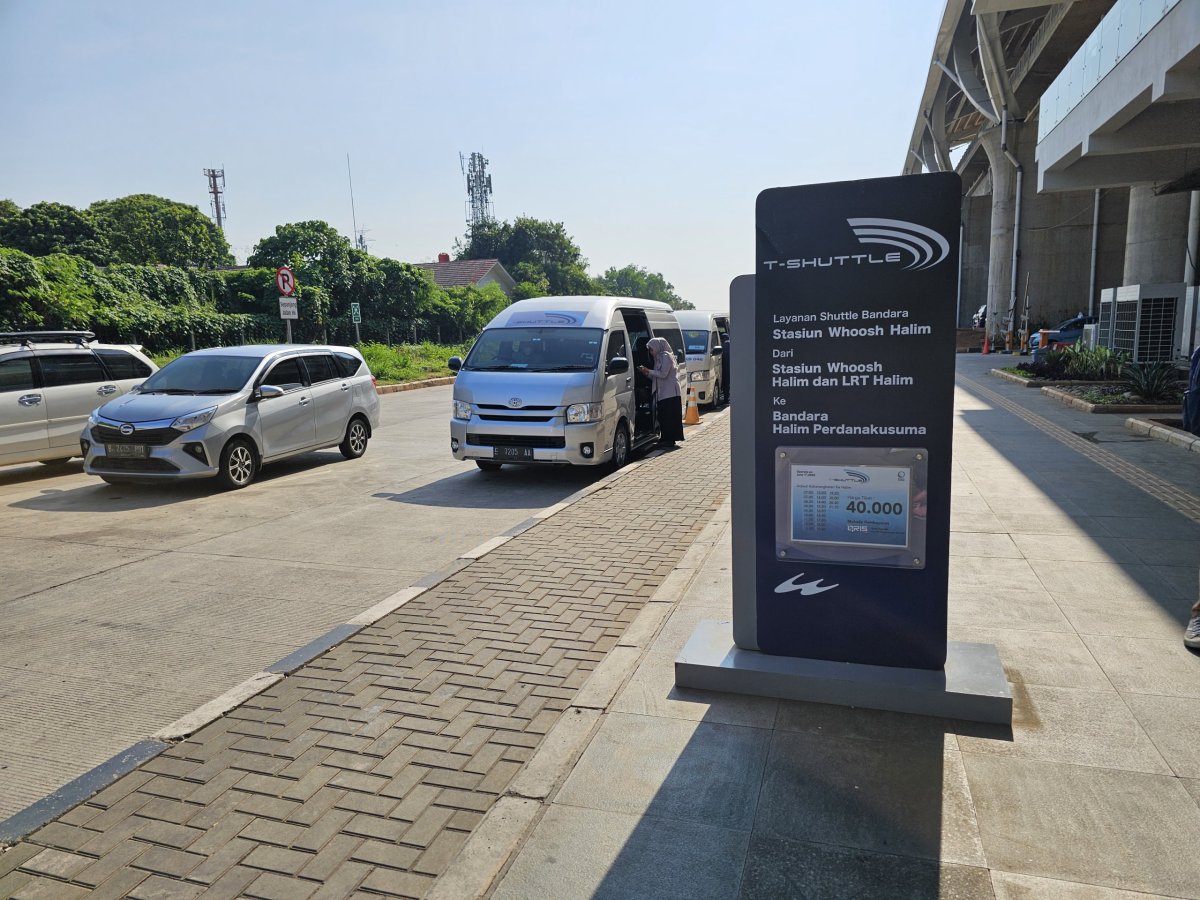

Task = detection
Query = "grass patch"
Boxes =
[148,341,471,385]
[359,341,471,384]
[1000,367,1035,379]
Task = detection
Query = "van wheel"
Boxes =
[339,416,370,459]
[476,460,502,472]
[218,438,258,490]
[40,457,74,466]
[610,423,630,471]
[714,380,726,407]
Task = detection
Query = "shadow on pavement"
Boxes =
[372,464,600,509]
[6,450,349,512]
[575,700,1006,899]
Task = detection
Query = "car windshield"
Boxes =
[463,327,603,372]
[137,354,260,394]
[1054,316,1085,329]
[682,330,709,353]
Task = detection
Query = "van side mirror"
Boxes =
[448,356,462,372]
[256,384,284,401]
[607,356,629,375]
[675,350,685,363]
[711,345,723,356]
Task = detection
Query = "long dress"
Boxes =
[647,350,684,444]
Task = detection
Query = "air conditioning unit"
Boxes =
[1097,283,1187,362]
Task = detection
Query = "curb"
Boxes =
[1041,385,1179,415]
[1125,415,1200,453]
[0,406,731,850]
[375,376,455,394]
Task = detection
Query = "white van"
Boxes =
[675,311,730,406]
[448,296,687,470]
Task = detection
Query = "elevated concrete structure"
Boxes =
[906,0,1200,352]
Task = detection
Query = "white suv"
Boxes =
[0,331,157,468]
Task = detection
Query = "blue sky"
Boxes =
[0,1,942,311]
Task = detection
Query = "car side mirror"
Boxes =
[711,345,723,356]
[256,384,284,400]
[448,356,462,372]
[607,356,629,375]
[675,350,685,363]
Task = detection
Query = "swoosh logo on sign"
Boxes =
[774,574,839,596]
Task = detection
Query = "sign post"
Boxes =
[351,302,362,344]
[676,173,1010,723]
[276,266,297,344]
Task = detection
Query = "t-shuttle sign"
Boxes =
[738,172,961,670]
[675,172,1010,724]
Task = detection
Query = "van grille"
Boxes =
[466,433,565,449]
[478,414,554,422]
[478,404,556,411]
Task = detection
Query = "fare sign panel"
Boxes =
[732,173,960,670]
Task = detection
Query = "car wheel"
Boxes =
[39,457,74,466]
[99,475,131,485]
[476,460,502,472]
[339,416,370,459]
[218,438,258,490]
[610,422,630,471]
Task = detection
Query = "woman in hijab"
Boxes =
[638,336,685,447]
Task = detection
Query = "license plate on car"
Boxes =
[106,444,148,459]
[494,446,534,461]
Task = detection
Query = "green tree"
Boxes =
[248,220,354,295]
[596,264,693,310]
[0,199,20,225]
[0,247,53,329]
[0,201,111,264]
[90,194,232,268]
[456,217,593,297]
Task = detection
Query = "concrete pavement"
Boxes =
[3,353,1200,898]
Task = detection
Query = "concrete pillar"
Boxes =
[1123,186,1190,285]
[977,127,1016,337]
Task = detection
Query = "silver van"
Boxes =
[675,311,730,407]
[448,296,687,470]
[82,344,380,489]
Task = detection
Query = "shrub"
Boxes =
[1122,361,1183,402]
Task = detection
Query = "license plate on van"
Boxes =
[494,446,533,461]
[106,444,148,459]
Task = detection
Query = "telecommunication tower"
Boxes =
[204,167,226,231]
[460,151,494,228]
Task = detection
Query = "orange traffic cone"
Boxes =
[684,386,702,425]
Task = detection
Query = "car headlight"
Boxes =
[453,399,472,421]
[690,370,709,382]
[566,403,603,424]
[171,407,217,433]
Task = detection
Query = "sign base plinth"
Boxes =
[675,619,1011,725]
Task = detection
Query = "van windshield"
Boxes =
[464,327,603,372]
[682,330,709,353]
[138,354,261,394]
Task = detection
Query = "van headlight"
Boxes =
[690,370,709,382]
[566,402,602,423]
[172,407,217,433]
[453,400,472,421]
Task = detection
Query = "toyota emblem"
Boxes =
[507,397,524,409]
[119,423,135,436]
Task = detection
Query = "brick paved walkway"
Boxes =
[0,417,730,899]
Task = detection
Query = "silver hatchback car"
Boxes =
[82,344,381,489]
